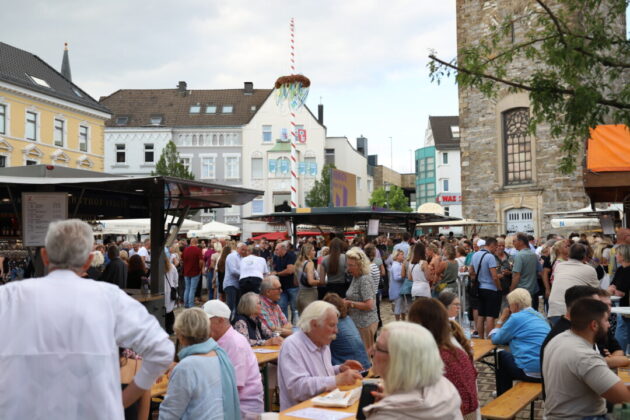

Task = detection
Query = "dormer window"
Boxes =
[115,116,129,126]
[205,105,217,114]
[222,105,233,114]
[26,74,50,88]
[250,105,257,111]
[72,87,83,97]
[149,115,163,125]
[450,125,460,138]
[190,104,201,114]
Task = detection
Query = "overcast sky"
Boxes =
[3,0,459,173]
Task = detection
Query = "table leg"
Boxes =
[262,362,270,412]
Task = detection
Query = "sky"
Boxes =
[2,1,459,174]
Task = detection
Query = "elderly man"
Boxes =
[278,300,363,410]
[225,242,248,315]
[204,299,264,418]
[259,275,293,337]
[271,242,298,321]
[138,238,151,269]
[239,246,269,295]
[0,219,174,419]
[547,243,599,325]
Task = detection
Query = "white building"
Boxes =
[324,136,373,206]
[240,94,326,239]
[422,116,462,234]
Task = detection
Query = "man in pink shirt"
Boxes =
[204,299,264,417]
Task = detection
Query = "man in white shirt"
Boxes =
[0,219,174,419]
[224,243,247,315]
[239,246,269,295]
[137,238,151,269]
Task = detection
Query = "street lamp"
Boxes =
[384,182,390,208]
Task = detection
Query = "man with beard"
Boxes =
[543,298,630,419]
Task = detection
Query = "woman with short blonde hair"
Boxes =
[364,322,461,419]
[345,247,379,352]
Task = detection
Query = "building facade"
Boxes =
[0,42,110,170]
[456,1,598,236]
[240,93,326,238]
[100,82,272,229]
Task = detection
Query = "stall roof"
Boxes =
[584,125,630,203]
[417,219,499,227]
[245,207,456,233]
[0,165,263,217]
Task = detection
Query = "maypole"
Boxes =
[275,18,310,209]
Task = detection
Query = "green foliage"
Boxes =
[305,163,335,207]
[429,0,630,174]
[369,185,412,212]
[152,141,195,180]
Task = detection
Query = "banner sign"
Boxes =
[297,128,307,143]
[436,193,462,205]
[330,168,357,207]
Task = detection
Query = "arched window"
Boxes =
[503,107,532,185]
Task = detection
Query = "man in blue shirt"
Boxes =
[470,237,501,338]
[272,242,298,322]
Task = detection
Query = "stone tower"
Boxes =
[456,0,602,236]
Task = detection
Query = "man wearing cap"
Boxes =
[204,299,264,417]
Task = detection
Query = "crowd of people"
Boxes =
[5,219,630,419]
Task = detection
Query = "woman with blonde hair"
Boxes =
[345,247,379,352]
[389,249,408,321]
[295,243,321,314]
[364,322,462,419]
[159,308,240,419]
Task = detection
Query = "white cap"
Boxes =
[477,239,486,247]
[203,299,231,319]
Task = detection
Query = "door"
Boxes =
[506,208,534,235]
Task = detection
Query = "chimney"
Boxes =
[318,104,324,125]
[177,81,187,93]
[356,135,367,157]
[244,81,254,95]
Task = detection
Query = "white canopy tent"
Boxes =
[546,204,623,230]
[96,218,202,235]
[187,220,240,239]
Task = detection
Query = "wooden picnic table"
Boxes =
[279,380,362,419]
[253,345,281,365]
[472,338,497,362]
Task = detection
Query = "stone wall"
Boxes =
[456,0,607,236]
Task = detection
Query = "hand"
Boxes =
[340,360,363,372]
[335,369,361,386]
[264,336,284,346]
[370,383,386,403]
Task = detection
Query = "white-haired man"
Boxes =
[277,300,363,410]
[225,242,248,315]
[259,275,293,337]
[0,219,174,419]
[204,299,264,417]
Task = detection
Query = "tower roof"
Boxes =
[61,42,72,81]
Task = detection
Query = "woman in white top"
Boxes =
[164,255,179,334]
[296,243,321,314]
[408,243,432,299]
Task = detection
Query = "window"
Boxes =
[443,179,449,192]
[149,115,162,125]
[72,87,83,97]
[251,198,264,214]
[367,179,373,192]
[222,105,233,114]
[442,152,448,165]
[189,105,201,113]
[275,157,290,176]
[25,111,37,141]
[418,156,435,180]
[54,119,64,147]
[250,105,257,111]
[27,74,50,88]
[26,160,38,165]
[179,156,191,172]
[0,104,5,135]
[78,125,88,152]
[0,156,6,167]
[325,148,335,166]
[144,144,154,163]
[115,116,128,126]
[503,107,532,185]
[225,155,240,179]
[417,182,436,205]
[444,206,450,216]
[205,105,217,114]
[262,125,272,142]
[304,156,317,177]
[116,144,125,163]
[201,156,216,179]
[450,125,460,138]
[251,157,263,179]
[357,176,362,191]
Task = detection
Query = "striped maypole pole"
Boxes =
[289,18,298,209]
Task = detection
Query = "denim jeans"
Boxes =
[496,350,541,396]
[225,286,240,319]
[615,314,630,352]
[205,269,214,300]
[184,275,200,308]
[279,287,299,323]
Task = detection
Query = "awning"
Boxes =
[417,219,499,227]
[251,231,289,241]
[587,125,630,172]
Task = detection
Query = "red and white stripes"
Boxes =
[290,18,298,209]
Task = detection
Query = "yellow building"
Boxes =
[0,42,110,169]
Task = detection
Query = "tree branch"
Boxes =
[429,54,630,110]
[482,35,559,65]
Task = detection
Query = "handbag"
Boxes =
[399,263,414,296]
[298,261,311,288]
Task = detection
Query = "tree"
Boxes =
[152,141,195,180]
[428,0,630,173]
[305,163,335,207]
[369,185,412,212]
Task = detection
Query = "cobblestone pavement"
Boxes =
[379,298,543,420]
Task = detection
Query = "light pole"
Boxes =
[385,182,390,209]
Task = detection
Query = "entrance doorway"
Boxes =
[506,208,534,235]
